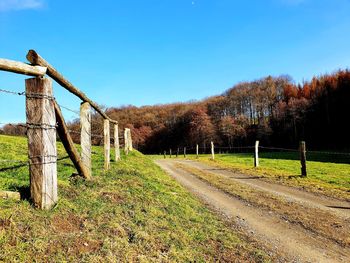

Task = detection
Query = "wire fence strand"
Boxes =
[0,88,25,96]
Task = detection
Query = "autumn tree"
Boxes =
[186,107,216,149]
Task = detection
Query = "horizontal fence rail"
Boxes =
[26,50,117,124]
[0,58,46,76]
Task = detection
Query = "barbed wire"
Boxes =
[68,129,104,139]
[2,89,347,157]
[259,146,299,152]
[0,122,26,127]
[0,123,124,142]
[307,150,350,156]
[1,87,80,116]
[165,145,350,156]
[58,104,80,116]
[0,88,25,96]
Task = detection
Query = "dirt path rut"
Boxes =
[178,160,350,219]
[155,159,350,263]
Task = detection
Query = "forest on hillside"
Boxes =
[2,70,349,153]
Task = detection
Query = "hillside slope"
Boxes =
[0,135,267,262]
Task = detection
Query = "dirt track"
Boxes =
[155,159,350,263]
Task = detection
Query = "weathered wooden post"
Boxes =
[184,147,186,158]
[254,140,259,167]
[169,149,172,158]
[80,102,91,177]
[54,101,91,180]
[300,141,307,177]
[164,150,166,159]
[176,148,179,158]
[104,119,110,170]
[127,128,133,151]
[196,144,199,159]
[124,128,129,155]
[26,77,57,209]
[114,123,121,161]
[211,141,215,160]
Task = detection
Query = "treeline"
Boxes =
[94,69,350,153]
[2,70,349,153]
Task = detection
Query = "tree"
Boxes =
[186,107,216,148]
[219,116,246,147]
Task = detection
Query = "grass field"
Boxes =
[0,135,268,262]
[182,152,350,200]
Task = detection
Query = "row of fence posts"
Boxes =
[164,140,307,177]
[164,142,216,160]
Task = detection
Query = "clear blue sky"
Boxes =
[1,0,350,123]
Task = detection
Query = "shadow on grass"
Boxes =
[327,205,350,210]
[231,176,264,180]
[17,186,30,201]
[0,163,27,172]
[0,156,71,173]
[7,185,30,201]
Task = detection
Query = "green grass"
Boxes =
[0,135,268,262]
[151,151,350,200]
[179,152,350,200]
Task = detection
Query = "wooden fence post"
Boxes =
[104,119,110,170]
[127,129,133,151]
[164,151,166,159]
[26,77,57,209]
[54,101,91,180]
[169,149,172,158]
[124,128,129,155]
[80,102,91,177]
[211,141,215,160]
[196,144,199,159]
[184,147,186,158]
[300,141,307,177]
[176,148,179,158]
[254,140,259,167]
[114,124,121,161]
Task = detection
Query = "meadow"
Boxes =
[0,135,267,262]
[185,151,350,200]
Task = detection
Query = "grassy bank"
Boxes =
[182,152,350,200]
[0,135,267,262]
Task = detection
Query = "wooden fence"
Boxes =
[0,50,133,209]
[163,140,308,177]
